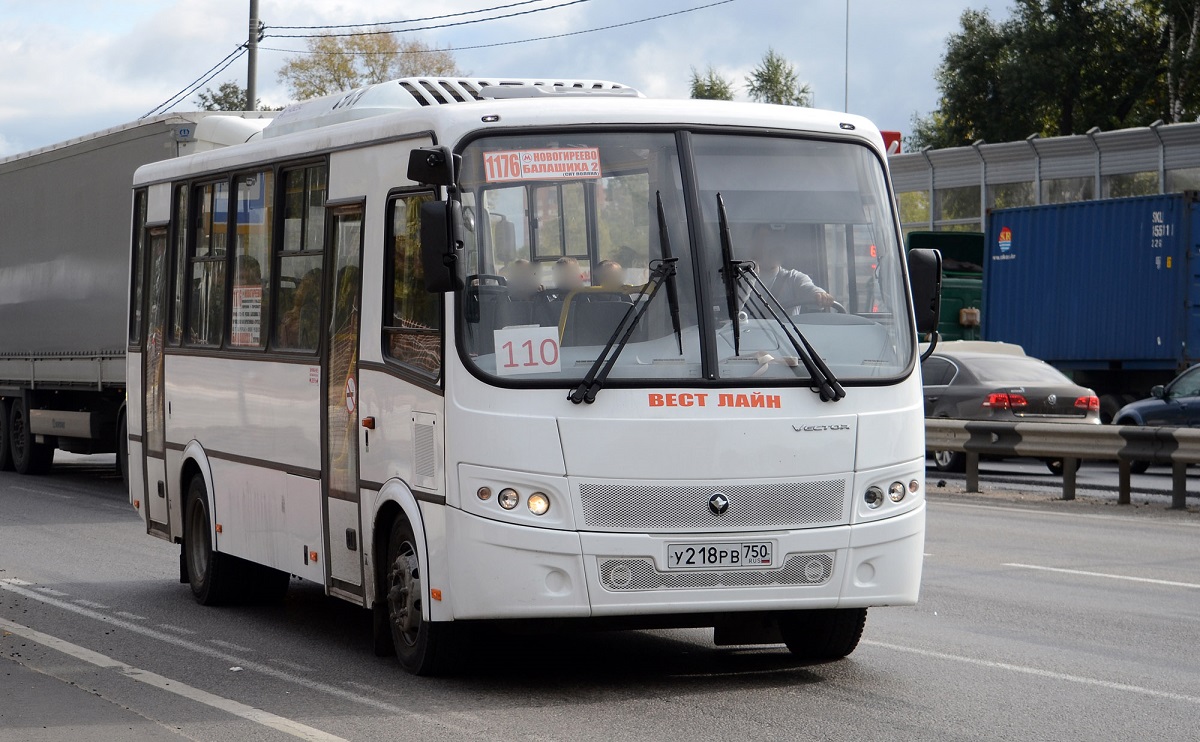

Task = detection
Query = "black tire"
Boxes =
[780,608,868,662]
[116,414,128,484]
[184,474,237,605]
[932,450,965,472]
[1044,458,1082,475]
[10,399,53,475]
[384,516,453,675]
[0,398,12,472]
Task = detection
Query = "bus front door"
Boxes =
[322,205,366,599]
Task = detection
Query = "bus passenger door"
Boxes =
[322,205,366,599]
[142,226,171,537]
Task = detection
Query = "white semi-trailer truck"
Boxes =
[0,112,272,476]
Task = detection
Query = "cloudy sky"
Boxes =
[0,0,1006,157]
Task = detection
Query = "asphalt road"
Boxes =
[2,456,1198,741]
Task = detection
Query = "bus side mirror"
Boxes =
[408,146,458,186]
[420,200,465,293]
[908,248,943,335]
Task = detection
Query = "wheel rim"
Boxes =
[387,540,422,649]
[934,450,954,467]
[187,497,210,580]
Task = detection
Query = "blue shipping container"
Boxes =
[984,193,1200,371]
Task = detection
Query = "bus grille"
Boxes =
[598,553,834,591]
[578,480,847,531]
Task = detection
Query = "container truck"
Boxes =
[983,192,1200,421]
[0,113,273,476]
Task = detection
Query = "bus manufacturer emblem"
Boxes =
[709,493,729,515]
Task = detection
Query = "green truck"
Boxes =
[906,231,982,342]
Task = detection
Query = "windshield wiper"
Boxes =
[716,193,845,403]
[656,191,684,355]
[568,257,679,404]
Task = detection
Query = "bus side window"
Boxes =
[273,164,326,352]
[186,181,228,347]
[384,191,442,379]
[230,170,273,349]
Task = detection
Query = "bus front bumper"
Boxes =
[443,503,924,620]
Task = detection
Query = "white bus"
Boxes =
[127,78,942,675]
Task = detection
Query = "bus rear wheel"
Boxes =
[779,608,867,662]
[385,517,452,675]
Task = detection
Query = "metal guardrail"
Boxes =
[925,419,1200,509]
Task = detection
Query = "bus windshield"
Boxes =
[454,130,912,387]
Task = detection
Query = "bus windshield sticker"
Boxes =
[494,326,562,376]
[483,148,602,183]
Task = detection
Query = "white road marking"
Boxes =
[0,616,348,742]
[209,639,256,653]
[115,611,147,621]
[864,639,1200,706]
[156,623,197,635]
[1003,562,1200,589]
[0,579,494,738]
[33,587,69,597]
[1,578,32,586]
[74,599,111,609]
[268,657,317,674]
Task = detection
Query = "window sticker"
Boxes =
[483,148,602,183]
[493,326,562,376]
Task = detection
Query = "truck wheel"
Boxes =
[780,608,868,662]
[10,399,53,475]
[184,474,237,606]
[385,516,453,675]
[0,399,12,471]
[116,414,128,484]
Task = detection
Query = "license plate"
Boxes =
[666,542,774,570]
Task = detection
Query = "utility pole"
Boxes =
[247,0,260,111]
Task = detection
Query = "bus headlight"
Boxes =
[888,481,906,503]
[527,492,550,516]
[498,488,519,510]
[864,486,884,509]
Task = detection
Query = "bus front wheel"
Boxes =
[779,608,867,662]
[385,517,452,675]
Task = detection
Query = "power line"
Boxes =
[140,45,248,119]
[258,0,738,56]
[268,0,555,30]
[265,0,593,38]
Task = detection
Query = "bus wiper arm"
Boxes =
[716,193,742,357]
[656,191,683,355]
[568,257,679,405]
[733,261,845,402]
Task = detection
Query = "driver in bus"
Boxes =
[747,224,835,312]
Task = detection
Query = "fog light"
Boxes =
[909,479,920,493]
[864,486,884,509]
[527,492,550,516]
[477,486,492,501]
[888,481,906,503]
[498,488,519,510]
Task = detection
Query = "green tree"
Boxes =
[745,48,812,106]
[689,65,735,100]
[277,32,461,101]
[910,1,1194,150]
[195,81,258,111]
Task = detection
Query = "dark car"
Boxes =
[922,342,1100,472]
[1113,363,1200,473]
